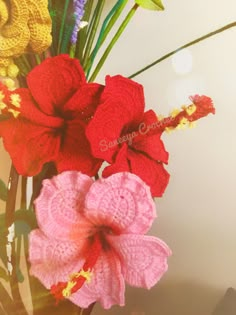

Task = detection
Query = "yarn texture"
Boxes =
[29,171,171,309]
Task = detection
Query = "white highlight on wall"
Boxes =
[171,49,193,74]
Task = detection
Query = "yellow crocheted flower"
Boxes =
[0,0,52,78]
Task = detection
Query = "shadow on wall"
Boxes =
[94,280,224,315]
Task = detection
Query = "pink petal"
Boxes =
[69,250,125,309]
[34,171,93,240]
[29,230,85,289]
[85,172,156,234]
[109,234,171,289]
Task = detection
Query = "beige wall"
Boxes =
[95,0,236,314]
[1,0,236,314]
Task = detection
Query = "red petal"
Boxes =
[189,95,215,120]
[102,144,130,177]
[27,55,86,115]
[63,83,104,122]
[128,150,170,197]
[132,110,168,163]
[11,88,63,128]
[86,75,145,162]
[0,119,60,176]
[56,119,102,176]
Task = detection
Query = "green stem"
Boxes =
[85,0,128,76]
[128,20,236,79]
[88,4,139,82]
[82,0,106,68]
[57,0,70,54]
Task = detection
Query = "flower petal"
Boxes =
[86,75,145,162]
[133,110,169,163]
[63,83,104,121]
[14,88,63,128]
[70,251,125,309]
[85,172,156,234]
[56,119,102,176]
[34,171,93,240]
[27,55,86,115]
[0,119,60,176]
[29,230,85,289]
[128,150,170,197]
[109,234,171,289]
[102,143,130,177]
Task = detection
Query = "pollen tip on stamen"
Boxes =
[170,108,181,118]
[185,104,197,116]
[3,78,16,90]
[8,108,20,118]
[10,94,21,108]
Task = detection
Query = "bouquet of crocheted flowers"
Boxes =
[0,1,220,314]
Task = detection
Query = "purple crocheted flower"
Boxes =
[71,0,87,44]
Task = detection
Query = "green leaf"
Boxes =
[0,178,7,201]
[135,0,164,10]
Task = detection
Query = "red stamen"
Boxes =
[50,233,102,302]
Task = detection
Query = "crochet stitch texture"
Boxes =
[29,171,171,309]
[0,0,51,77]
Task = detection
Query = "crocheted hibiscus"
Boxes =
[0,55,103,176]
[29,171,171,309]
[86,75,169,197]
[86,75,215,197]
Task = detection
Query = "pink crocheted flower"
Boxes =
[29,171,171,309]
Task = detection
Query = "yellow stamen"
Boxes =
[10,94,21,108]
[70,269,92,283]
[3,79,16,90]
[176,117,189,130]
[8,108,20,118]
[165,127,174,134]
[0,91,5,102]
[185,104,197,116]
[0,102,7,110]
[170,108,181,118]
[189,121,196,129]
[62,281,76,298]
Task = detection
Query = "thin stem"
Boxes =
[5,164,27,315]
[88,4,139,82]
[57,0,70,54]
[21,176,27,209]
[82,0,106,68]
[85,0,128,76]
[128,20,236,79]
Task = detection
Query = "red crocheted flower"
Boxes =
[0,55,103,176]
[86,75,170,197]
